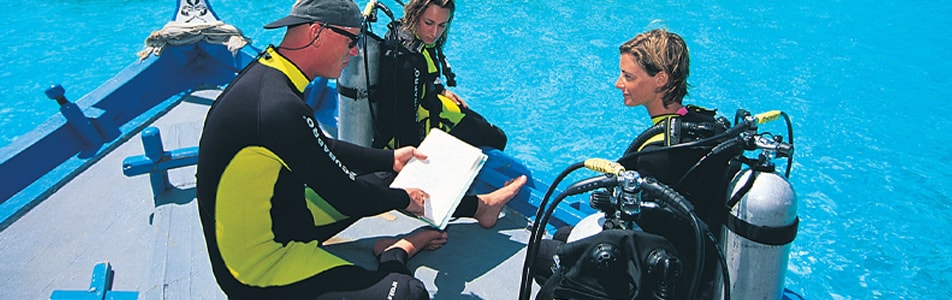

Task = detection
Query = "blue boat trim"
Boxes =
[0,43,259,229]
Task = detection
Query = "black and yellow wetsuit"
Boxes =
[197,46,426,299]
[617,104,735,299]
[373,25,507,151]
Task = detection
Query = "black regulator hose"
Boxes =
[617,117,753,165]
[640,177,704,300]
[645,177,733,299]
[518,162,584,300]
[780,111,794,178]
[360,21,381,142]
[707,230,731,300]
[673,134,746,189]
[375,1,395,20]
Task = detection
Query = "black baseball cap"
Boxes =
[264,0,362,29]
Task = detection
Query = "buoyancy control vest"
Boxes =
[618,104,735,228]
[617,104,739,298]
[371,21,456,149]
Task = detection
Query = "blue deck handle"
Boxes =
[121,127,200,196]
[49,261,138,300]
[46,84,104,147]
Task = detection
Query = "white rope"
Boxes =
[137,20,251,60]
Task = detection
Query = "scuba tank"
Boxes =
[717,169,798,300]
[715,112,798,300]
[337,1,392,147]
[337,0,459,149]
[337,31,380,147]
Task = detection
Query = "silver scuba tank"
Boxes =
[716,169,798,300]
[337,32,382,147]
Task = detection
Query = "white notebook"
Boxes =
[389,129,488,230]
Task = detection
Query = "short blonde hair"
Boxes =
[619,29,690,108]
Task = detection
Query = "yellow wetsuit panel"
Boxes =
[304,187,348,226]
[216,146,351,287]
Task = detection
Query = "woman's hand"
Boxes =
[442,89,468,109]
[404,188,429,216]
[393,146,428,172]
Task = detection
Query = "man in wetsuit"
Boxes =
[197,0,449,298]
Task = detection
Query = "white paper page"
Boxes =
[390,130,487,229]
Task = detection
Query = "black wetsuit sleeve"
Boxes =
[260,91,410,217]
[323,137,394,172]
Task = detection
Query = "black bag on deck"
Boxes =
[537,229,685,300]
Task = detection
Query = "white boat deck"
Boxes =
[0,90,538,299]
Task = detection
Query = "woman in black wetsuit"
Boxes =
[368,0,527,230]
[373,0,508,151]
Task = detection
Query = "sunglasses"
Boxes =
[322,24,360,49]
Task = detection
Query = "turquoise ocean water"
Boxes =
[2,0,950,298]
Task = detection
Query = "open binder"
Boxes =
[389,129,488,230]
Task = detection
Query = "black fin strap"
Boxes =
[725,214,798,246]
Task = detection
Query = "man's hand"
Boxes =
[404,188,429,216]
[393,146,427,172]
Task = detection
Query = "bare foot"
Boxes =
[374,229,448,258]
[475,175,528,228]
